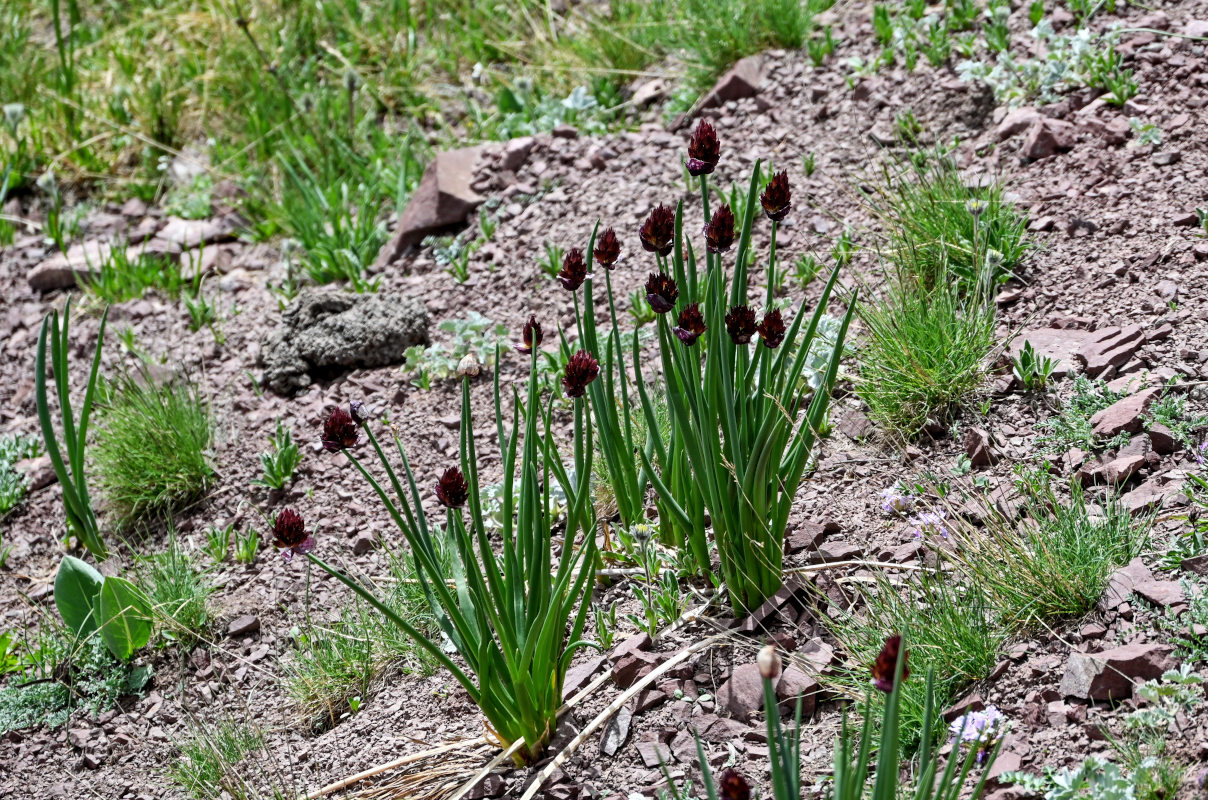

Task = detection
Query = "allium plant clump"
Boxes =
[624,122,854,613]
[298,341,598,764]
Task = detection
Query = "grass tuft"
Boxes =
[93,369,213,529]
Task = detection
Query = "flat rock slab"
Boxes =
[1076,325,1144,378]
[374,145,487,267]
[28,240,110,291]
[1058,643,1174,701]
[1008,328,1096,379]
[259,290,430,395]
[1089,388,1161,439]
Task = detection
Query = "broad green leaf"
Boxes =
[95,576,153,661]
[54,555,103,638]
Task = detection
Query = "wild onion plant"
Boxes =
[667,639,1003,800]
[299,340,597,764]
[628,123,855,612]
[36,298,108,559]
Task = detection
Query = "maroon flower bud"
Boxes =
[435,467,469,509]
[758,308,785,348]
[760,170,792,222]
[639,204,675,257]
[871,634,909,693]
[272,508,314,560]
[593,227,621,270]
[724,305,758,345]
[516,315,543,354]
[562,350,600,398]
[645,272,679,315]
[322,407,360,452]
[717,768,751,800]
[349,400,369,424]
[557,248,590,291]
[687,120,720,176]
[704,204,736,254]
[673,303,706,346]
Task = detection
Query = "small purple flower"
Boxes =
[909,509,949,539]
[949,706,1008,763]
[1196,441,1207,465]
[879,485,913,515]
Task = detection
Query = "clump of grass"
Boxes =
[862,156,1030,289]
[950,472,1151,630]
[828,570,1005,751]
[854,259,996,439]
[80,247,184,304]
[283,549,441,731]
[137,535,214,647]
[93,370,214,529]
[168,712,298,800]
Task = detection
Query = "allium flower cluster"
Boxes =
[516,315,543,354]
[673,303,706,346]
[645,272,679,314]
[870,634,908,693]
[760,170,791,222]
[272,509,314,560]
[879,485,913,515]
[639,205,675,257]
[909,508,949,540]
[686,120,720,176]
[758,309,785,349]
[704,205,735,254]
[594,228,621,269]
[949,706,1008,762]
[725,305,757,345]
[322,406,361,452]
[557,248,590,291]
[717,768,751,800]
[562,350,600,398]
[436,467,469,509]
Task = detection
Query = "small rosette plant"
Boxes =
[300,338,598,765]
[629,123,856,613]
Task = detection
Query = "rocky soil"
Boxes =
[3,1,1208,798]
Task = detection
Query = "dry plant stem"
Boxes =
[518,632,727,800]
[304,738,490,799]
[784,559,930,575]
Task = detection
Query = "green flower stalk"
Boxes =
[302,345,597,765]
[634,161,856,614]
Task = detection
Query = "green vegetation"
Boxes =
[855,259,996,439]
[36,301,109,558]
[952,474,1150,630]
[1035,375,1128,453]
[253,420,302,492]
[0,433,41,516]
[402,313,508,389]
[285,550,441,731]
[137,536,215,647]
[93,369,214,529]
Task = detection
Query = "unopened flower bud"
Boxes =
[757,644,782,680]
[457,352,481,378]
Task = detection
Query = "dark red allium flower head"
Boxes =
[562,350,600,398]
[725,305,758,345]
[322,407,360,452]
[557,248,590,291]
[758,308,785,349]
[687,120,720,176]
[594,227,621,270]
[760,170,792,222]
[704,204,736,254]
[349,400,369,424]
[871,634,909,693]
[639,204,676,257]
[673,303,706,346]
[516,315,543,354]
[717,768,751,800]
[273,509,314,560]
[645,272,679,315]
[435,467,469,509]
